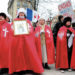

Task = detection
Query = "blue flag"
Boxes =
[27,8,33,21]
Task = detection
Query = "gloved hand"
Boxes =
[68,33,74,48]
[40,30,45,34]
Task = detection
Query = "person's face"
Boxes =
[19,12,25,18]
[0,16,5,21]
[61,17,64,22]
[66,21,71,26]
[39,19,45,25]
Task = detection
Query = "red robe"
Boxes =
[0,20,12,68]
[70,29,75,69]
[9,18,44,74]
[35,25,55,64]
[56,26,75,69]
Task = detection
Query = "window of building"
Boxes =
[22,2,28,8]
[17,2,20,7]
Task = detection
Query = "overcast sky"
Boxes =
[0,0,9,14]
[37,0,75,20]
[0,0,75,19]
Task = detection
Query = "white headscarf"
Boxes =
[17,8,26,17]
[39,14,49,21]
[39,16,46,21]
[38,16,46,26]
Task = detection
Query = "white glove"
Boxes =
[68,33,74,48]
[40,30,45,34]
[35,32,39,37]
[67,33,70,37]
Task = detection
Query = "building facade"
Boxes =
[8,0,37,19]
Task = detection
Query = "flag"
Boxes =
[32,10,40,22]
[27,8,33,21]
[27,8,39,22]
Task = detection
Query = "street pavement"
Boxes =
[2,64,75,75]
[24,64,75,75]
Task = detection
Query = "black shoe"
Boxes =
[44,63,51,69]
[0,69,2,74]
[42,63,45,68]
[13,71,24,75]
[33,73,42,75]
[0,68,8,74]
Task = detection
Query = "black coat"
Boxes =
[53,21,63,47]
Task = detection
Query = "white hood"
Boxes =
[39,15,48,21]
[17,8,26,17]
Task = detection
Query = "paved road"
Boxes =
[42,64,75,75]
[24,64,75,75]
[2,64,75,75]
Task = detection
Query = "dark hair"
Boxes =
[0,12,6,19]
[58,15,63,22]
[63,17,72,25]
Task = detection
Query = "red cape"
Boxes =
[56,26,75,69]
[35,25,55,64]
[9,18,44,74]
[70,29,75,69]
[0,20,12,68]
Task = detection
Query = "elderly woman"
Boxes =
[35,17,55,69]
[0,12,12,74]
[9,8,44,74]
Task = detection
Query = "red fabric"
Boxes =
[71,29,75,69]
[9,18,44,74]
[0,20,12,68]
[35,25,55,64]
[56,26,75,69]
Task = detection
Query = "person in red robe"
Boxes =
[6,13,13,33]
[6,13,12,24]
[71,23,75,70]
[0,12,12,74]
[9,8,44,74]
[56,17,75,73]
[35,17,55,69]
